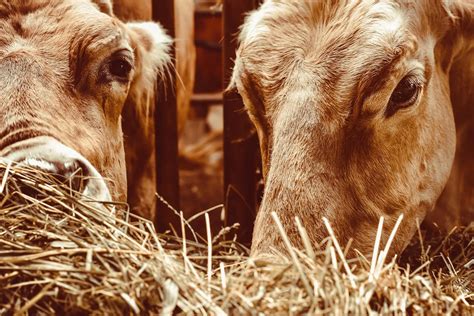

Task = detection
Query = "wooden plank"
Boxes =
[191,92,223,107]
[223,0,260,245]
[152,0,180,232]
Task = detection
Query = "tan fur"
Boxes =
[0,0,171,205]
[232,0,473,257]
[114,0,196,220]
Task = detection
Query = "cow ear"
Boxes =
[444,0,474,39]
[123,21,172,136]
[91,0,114,15]
[126,21,172,98]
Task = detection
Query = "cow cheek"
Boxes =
[350,82,455,254]
[96,125,127,202]
[75,98,128,202]
[104,137,127,202]
[420,75,457,225]
[103,98,128,201]
[103,84,130,121]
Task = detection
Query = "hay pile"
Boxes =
[0,162,472,314]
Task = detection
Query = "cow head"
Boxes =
[0,0,171,202]
[232,0,473,257]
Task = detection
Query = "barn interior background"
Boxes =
[161,0,263,243]
[0,0,472,314]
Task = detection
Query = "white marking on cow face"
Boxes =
[22,158,56,173]
[5,38,30,55]
[366,2,405,44]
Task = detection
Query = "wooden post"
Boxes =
[152,0,180,232]
[223,0,260,245]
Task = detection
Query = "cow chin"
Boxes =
[0,136,111,203]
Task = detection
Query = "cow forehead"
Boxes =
[0,0,125,59]
[237,1,430,106]
[239,0,412,62]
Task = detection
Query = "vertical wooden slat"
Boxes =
[153,0,180,232]
[223,0,260,245]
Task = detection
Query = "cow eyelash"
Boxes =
[385,75,423,117]
[100,50,134,83]
[108,57,132,79]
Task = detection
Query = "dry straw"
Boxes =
[0,162,472,314]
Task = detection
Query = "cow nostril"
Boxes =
[51,160,90,194]
[1,137,112,202]
[20,158,91,195]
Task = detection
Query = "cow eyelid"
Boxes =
[385,75,423,117]
[100,50,134,83]
[108,58,133,79]
[109,49,134,66]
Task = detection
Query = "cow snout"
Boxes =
[0,136,111,202]
[21,156,86,193]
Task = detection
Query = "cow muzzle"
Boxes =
[0,136,111,202]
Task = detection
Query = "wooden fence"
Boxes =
[152,0,180,233]
[153,0,261,245]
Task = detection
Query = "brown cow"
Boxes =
[231,0,473,257]
[114,0,196,220]
[0,0,171,207]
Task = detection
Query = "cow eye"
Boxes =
[386,76,421,117]
[108,58,132,80]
